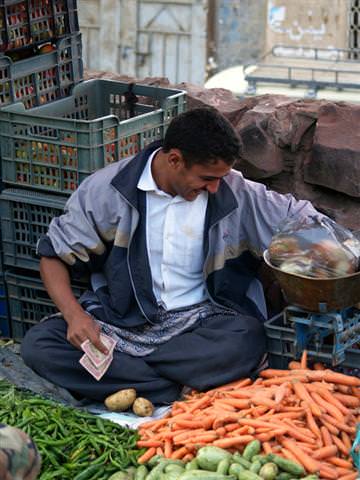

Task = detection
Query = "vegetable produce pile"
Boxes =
[137,356,360,479]
[0,380,142,480]
[130,443,325,480]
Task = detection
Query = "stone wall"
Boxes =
[85,70,360,232]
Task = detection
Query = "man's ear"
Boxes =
[167,148,184,169]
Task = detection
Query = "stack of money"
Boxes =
[80,334,116,381]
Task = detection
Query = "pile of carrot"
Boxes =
[137,353,360,480]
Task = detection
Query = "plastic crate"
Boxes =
[0,0,79,53]
[5,270,86,340]
[0,79,186,194]
[0,275,9,337]
[265,312,360,369]
[0,188,66,270]
[0,32,82,108]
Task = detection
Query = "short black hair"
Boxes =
[163,107,241,167]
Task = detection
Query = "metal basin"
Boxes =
[263,250,360,312]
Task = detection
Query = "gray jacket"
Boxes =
[38,141,318,327]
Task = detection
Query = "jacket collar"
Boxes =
[111,140,163,208]
[111,140,238,222]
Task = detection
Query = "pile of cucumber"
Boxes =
[109,441,319,480]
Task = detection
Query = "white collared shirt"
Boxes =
[137,149,209,310]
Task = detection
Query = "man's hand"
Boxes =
[66,312,109,354]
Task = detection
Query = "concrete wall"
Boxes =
[215,0,267,71]
[266,0,348,52]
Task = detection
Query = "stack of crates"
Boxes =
[0,1,186,340]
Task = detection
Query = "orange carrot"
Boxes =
[263,441,273,454]
[182,453,194,462]
[213,435,254,448]
[321,413,356,434]
[305,405,322,439]
[292,381,322,417]
[216,398,250,409]
[137,440,163,448]
[311,386,350,416]
[333,392,360,407]
[281,438,320,473]
[171,446,188,459]
[319,463,339,479]
[138,447,156,464]
[164,439,172,458]
[288,361,302,370]
[340,431,352,451]
[328,458,354,469]
[310,391,345,422]
[300,350,308,369]
[338,473,358,480]
[256,429,288,442]
[281,447,299,462]
[331,435,351,457]
[312,445,338,460]
[320,418,340,435]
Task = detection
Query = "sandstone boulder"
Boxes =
[304,103,360,198]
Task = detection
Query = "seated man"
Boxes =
[21,107,318,404]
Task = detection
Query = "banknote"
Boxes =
[81,334,117,368]
[79,351,113,381]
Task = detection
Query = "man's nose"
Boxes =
[206,179,220,194]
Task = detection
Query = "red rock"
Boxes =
[304,103,360,198]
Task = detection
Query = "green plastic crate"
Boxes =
[0,0,79,53]
[5,269,86,340]
[0,78,186,194]
[0,188,66,271]
[265,312,360,369]
[0,32,83,108]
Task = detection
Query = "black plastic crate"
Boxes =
[265,312,360,369]
[0,188,66,270]
[0,0,79,53]
[0,273,9,337]
[5,269,86,340]
[0,32,82,108]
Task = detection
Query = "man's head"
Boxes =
[154,107,241,201]
[163,107,241,167]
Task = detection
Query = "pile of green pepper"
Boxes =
[0,380,144,480]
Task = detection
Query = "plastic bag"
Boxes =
[268,215,360,278]
[351,424,360,472]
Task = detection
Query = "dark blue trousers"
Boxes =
[21,310,266,404]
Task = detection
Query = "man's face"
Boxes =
[169,155,232,201]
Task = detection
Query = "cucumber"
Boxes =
[259,463,278,480]
[148,456,163,468]
[249,461,262,474]
[185,460,199,471]
[196,446,232,471]
[165,465,184,474]
[177,471,234,480]
[160,470,184,480]
[243,441,261,461]
[217,458,231,475]
[251,455,268,466]
[232,453,252,469]
[267,455,305,478]
[238,471,263,480]
[135,465,148,480]
[108,472,131,480]
[275,473,292,480]
[229,463,245,477]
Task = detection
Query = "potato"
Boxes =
[104,388,137,411]
[132,397,154,417]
